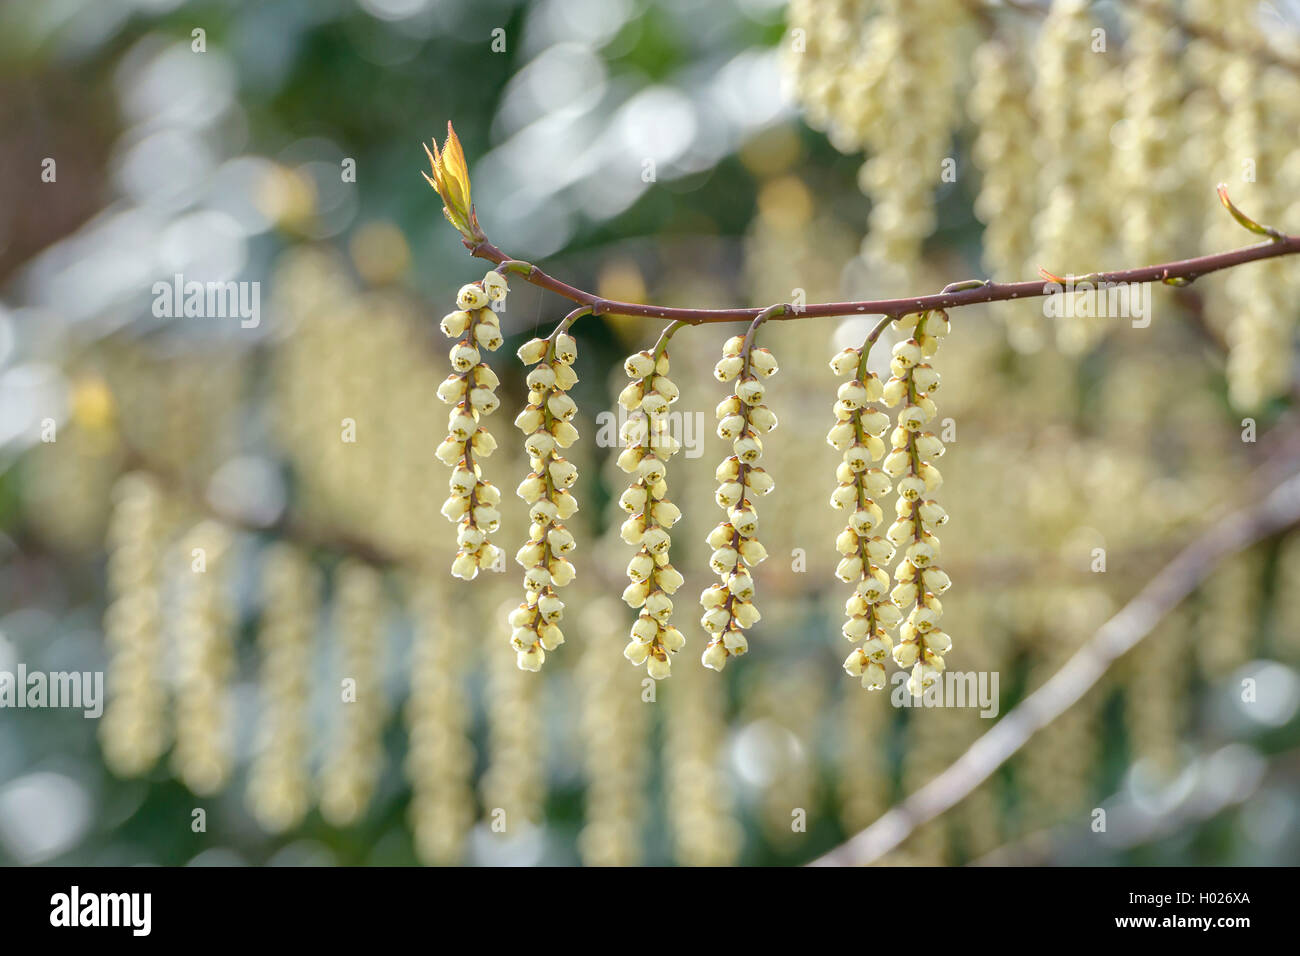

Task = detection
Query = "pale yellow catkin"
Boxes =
[700,334,780,671]
[247,543,319,833]
[436,275,508,579]
[481,598,545,833]
[968,38,1046,351]
[100,472,169,776]
[1032,0,1120,353]
[578,602,649,866]
[319,560,387,826]
[1125,607,1191,779]
[171,520,235,795]
[616,344,687,679]
[663,657,742,865]
[881,312,954,696]
[510,331,582,671]
[1119,0,1188,266]
[406,574,476,866]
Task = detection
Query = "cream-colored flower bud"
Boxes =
[836,555,865,583]
[450,343,480,372]
[657,565,684,593]
[715,482,743,508]
[713,355,744,381]
[722,630,748,655]
[441,310,471,337]
[866,537,895,565]
[716,395,742,419]
[738,538,767,565]
[517,338,548,365]
[435,438,463,467]
[849,505,882,535]
[882,377,907,407]
[653,501,681,526]
[897,476,926,501]
[735,377,765,405]
[548,458,578,488]
[911,364,940,393]
[922,567,951,593]
[469,387,499,415]
[733,436,762,463]
[827,421,856,451]
[700,584,728,608]
[749,348,778,377]
[474,322,503,351]
[717,414,746,440]
[893,641,920,668]
[709,547,739,575]
[830,348,861,376]
[472,428,497,457]
[661,627,685,652]
[546,392,577,421]
[892,339,921,368]
[745,468,774,495]
[450,550,479,580]
[517,645,545,672]
[514,406,543,434]
[749,405,778,433]
[891,582,918,607]
[437,376,467,404]
[829,483,857,510]
[516,473,546,503]
[701,641,729,671]
[637,455,667,485]
[706,523,734,549]
[883,450,910,478]
[641,391,670,417]
[836,528,859,555]
[642,527,671,555]
[457,284,488,310]
[898,405,926,433]
[482,270,508,299]
[553,491,578,519]
[646,654,672,681]
[645,590,673,622]
[553,332,577,364]
[927,630,952,655]
[701,605,731,633]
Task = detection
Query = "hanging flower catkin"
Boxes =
[881,310,952,696]
[828,338,902,690]
[247,543,318,833]
[436,272,507,580]
[618,326,688,679]
[700,332,779,671]
[510,325,581,671]
[172,520,235,795]
[100,472,168,776]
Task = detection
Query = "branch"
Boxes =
[809,426,1300,866]
[466,188,1300,327]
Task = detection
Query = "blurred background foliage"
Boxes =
[0,0,1298,867]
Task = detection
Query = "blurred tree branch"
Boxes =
[811,423,1300,866]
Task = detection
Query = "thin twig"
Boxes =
[466,189,1300,326]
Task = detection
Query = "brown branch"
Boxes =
[468,192,1300,327]
[809,426,1300,866]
